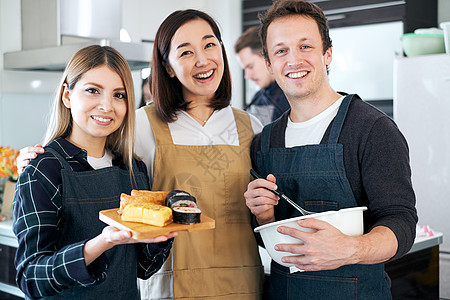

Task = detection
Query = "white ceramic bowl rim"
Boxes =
[254,206,368,233]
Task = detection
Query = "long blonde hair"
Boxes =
[44,45,137,174]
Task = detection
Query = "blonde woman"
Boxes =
[13,45,176,300]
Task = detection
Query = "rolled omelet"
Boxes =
[119,191,167,213]
[131,190,169,206]
[121,203,173,227]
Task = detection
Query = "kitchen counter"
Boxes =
[409,232,443,254]
[0,220,17,248]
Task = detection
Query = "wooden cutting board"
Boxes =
[99,208,215,239]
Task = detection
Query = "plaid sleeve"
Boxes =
[136,239,173,279]
[13,162,107,299]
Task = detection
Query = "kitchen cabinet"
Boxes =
[241,0,438,31]
[386,233,443,299]
[0,220,24,299]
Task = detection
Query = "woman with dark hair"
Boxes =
[17,9,264,300]
[134,9,264,300]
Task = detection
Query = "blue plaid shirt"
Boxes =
[13,138,172,299]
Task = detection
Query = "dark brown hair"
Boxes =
[152,9,232,123]
[234,25,263,56]
[259,0,332,62]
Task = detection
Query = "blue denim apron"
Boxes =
[45,147,149,300]
[256,95,392,299]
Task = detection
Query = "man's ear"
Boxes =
[62,83,71,108]
[324,47,332,66]
[265,58,273,75]
[163,62,175,78]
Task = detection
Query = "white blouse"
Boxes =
[134,105,263,184]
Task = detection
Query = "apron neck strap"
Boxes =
[261,123,273,153]
[328,94,353,144]
[231,107,253,148]
[261,95,353,150]
[45,147,72,170]
[145,103,174,145]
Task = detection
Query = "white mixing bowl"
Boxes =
[254,206,368,267]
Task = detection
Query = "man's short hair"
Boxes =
[259,0,332,62]
[234,25,263,56]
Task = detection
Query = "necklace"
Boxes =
[188,109,214,126]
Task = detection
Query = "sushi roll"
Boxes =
[166,192,197,208]
[166,190,201,224]
[167,195,197,209]
[172,206,202,224]
[166,190,192,206]
[166,190,191,200]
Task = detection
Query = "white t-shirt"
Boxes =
[87,150,113,169]
[134,105,263,183]
[285,96,344,148]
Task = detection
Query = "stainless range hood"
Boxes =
[3,0,152,71]
[4,40,152,71]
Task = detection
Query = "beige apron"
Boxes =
[145,105,263,300]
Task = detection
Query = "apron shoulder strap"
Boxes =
[328,94,353,144]
[45,147,72,170]
[261,123,273,153]
[260,110,289,152]
[231,107,253,148]
[130,158,150,190]
[144,103,174,145]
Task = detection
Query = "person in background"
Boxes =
[17,9,265,300]
[139,75,153,108]
[243,0,418,299]
[13,45,176,300]
[234,25,290,126]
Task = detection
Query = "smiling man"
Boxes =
[235,26,290,126]
[243,0,418,299]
